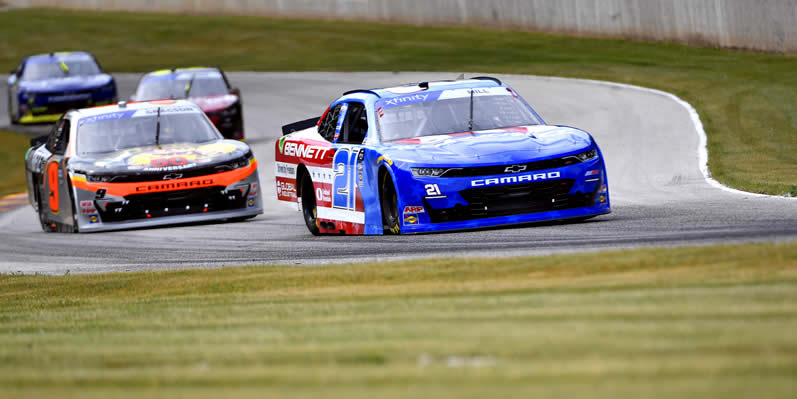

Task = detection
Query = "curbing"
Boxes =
[538,76,797,201]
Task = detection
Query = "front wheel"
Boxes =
[8,92,18,125]
[37,195,55,233]
[300,174,320,236]
[380,172,400,234]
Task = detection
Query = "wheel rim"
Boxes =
[301,176,318,229]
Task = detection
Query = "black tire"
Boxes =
[300,173,321,236]
[380,172,400,234]
[37,196,55,233]
[67,186,79,233]
[7,92,18,125]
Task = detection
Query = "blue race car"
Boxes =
[275,77,610,235]
[7,51,117,124]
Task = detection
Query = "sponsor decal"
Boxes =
[333,103,349,142]
[79,200,94,209]
[248,198,255,207]
[79,110,137,126]
[135,178,214,193]
[315,187,332,203]
[278,136,287,154]
[142,105,196,114]
[276,181,295,197]
[49,93,91,103]
[128,142,238,170]
[276,163,296,176]
[599,195,607,204]
[403,206,425,214]
[585,169,600,176]
[471,171,561,187]
[379,92,441,109]
[403,206,424,225]
[249,183,258,197]
[281,141,331,160]
[89,214,99,224]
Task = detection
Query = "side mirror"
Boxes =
[230,87,241,97]
[30,134,48,148]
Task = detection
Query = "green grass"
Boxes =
[1,8,795,195]
[0,130,31,198]
[1,241,796,398]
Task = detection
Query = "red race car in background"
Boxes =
[132,67,245,140]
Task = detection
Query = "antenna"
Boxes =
[468,89,474,131]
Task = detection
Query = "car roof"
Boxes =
[141,67,222,79]
[339,77,505,102]
[25,51,95,64]
[69,99,203,120]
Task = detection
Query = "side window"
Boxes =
[317,104,342,142]
[340,102,368,145]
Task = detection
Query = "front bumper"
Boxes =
[18,87,117,124]
[71,163,262,233]
[394,157,610,234]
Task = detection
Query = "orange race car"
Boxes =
[24,99,262,232]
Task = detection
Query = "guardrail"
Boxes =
[8,0,797,52]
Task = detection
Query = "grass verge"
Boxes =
[1,241,796,398]
[0,130,30,198]
[1,8,795,195]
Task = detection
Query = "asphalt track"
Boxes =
[1,72,796,274]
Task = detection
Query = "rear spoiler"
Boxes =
[282,117,319,136]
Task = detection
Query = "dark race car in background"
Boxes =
[276,77,610,235]
[132,67,245,140]
[7,51,117,124]
[25,99,262,233]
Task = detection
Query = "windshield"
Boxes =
[135,72,229,100]
[376,88,542,142]
[21,59,101,81]
[76,110,221,156]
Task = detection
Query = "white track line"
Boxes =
[537,76,796,200]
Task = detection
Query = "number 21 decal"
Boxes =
[332,148,358,210]
[425,184,441,196]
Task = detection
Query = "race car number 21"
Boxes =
[425,184,441,196]
[332,148,358,210]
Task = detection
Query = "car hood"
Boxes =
[382,125,594,167]
[188,94,239,112]
[70,140,250,176]
[18,73,113,93]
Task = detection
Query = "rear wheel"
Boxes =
[380,172,400,234]
[300,174,320,236]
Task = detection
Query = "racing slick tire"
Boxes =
[36,193,55,233]
[300,173,321,236]
[7,92,18,125]
[380,171,400,235]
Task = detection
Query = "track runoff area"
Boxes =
[0,72,795,274]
